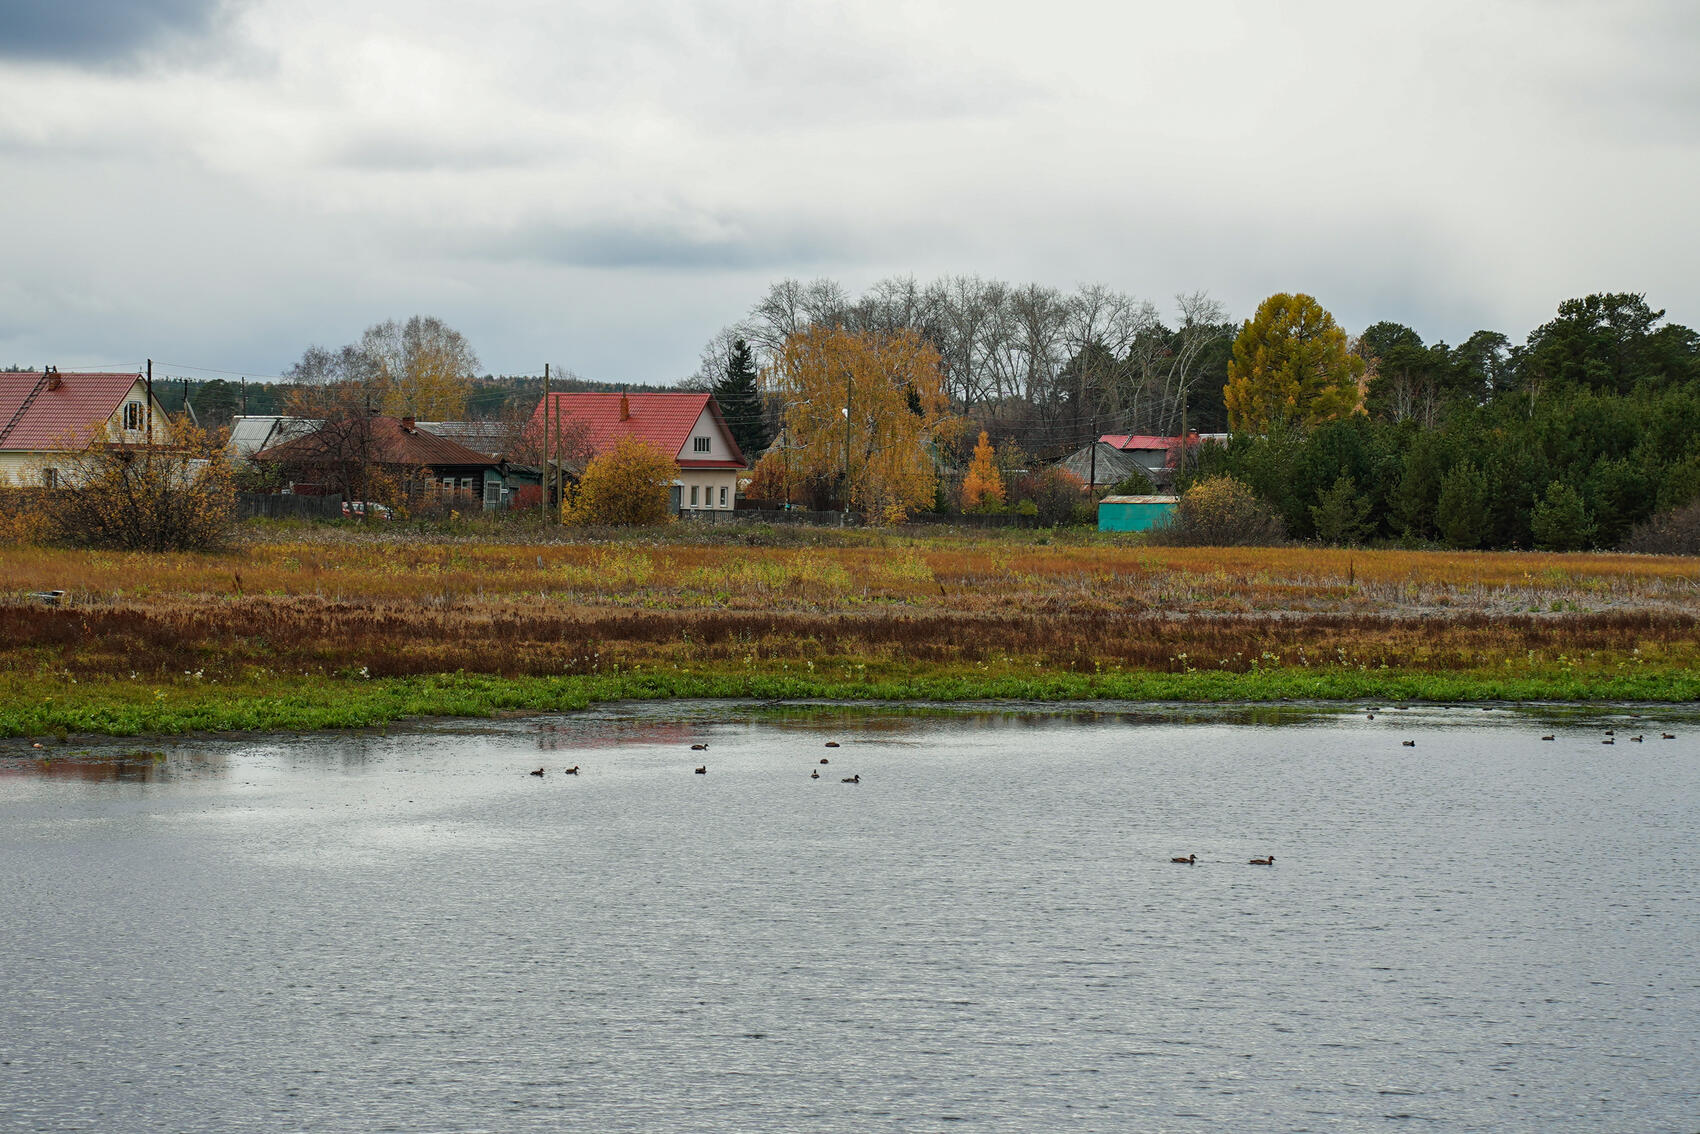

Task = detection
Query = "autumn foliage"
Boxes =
[40,420,236,551]
[960,431,1005,512]
[766,326,958,522]
[561,434,679,526]
[1223,293,1365,434]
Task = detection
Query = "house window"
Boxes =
[719,486,727,507]
[690,485,699,506]
[123,402,143,431]
[484,481,500,507]
[693,436,711,453]
[41,467,59,489]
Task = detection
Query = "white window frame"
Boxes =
[719,486,728,507]
[690,485,699,506]
[693,436,711,453]
[123,402,143,430]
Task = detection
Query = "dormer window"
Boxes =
[693,436,710,453]
[123,402,143,431]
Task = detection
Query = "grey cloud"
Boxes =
[0,0,226,62]
[327,134,541,173]
[450,217,854,273]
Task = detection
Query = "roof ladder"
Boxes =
[0,371,52,448]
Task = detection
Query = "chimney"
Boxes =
[401,416,415,432]
[46,371,62,391]
[619,394,630,422]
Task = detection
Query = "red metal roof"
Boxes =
[257,415,498,469]
[1098,433,1202,468]
[527,392,747,468]
[0,371,148,451]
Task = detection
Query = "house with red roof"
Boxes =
[527,392,747,513]
[255,414,503,508]
[0,369,173,487]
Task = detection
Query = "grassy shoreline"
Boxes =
[6,528,1699,738]
[5,664,1699,739]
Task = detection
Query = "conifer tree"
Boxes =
[712,338,770,462]
[961,431,1005,512]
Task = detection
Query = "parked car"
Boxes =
[342,500,394,520]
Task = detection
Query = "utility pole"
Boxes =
[145,358,153,448]
[540,363,550,523]
[843,372,852,520]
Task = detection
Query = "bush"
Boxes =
[1012,466,1087,525]
[1107,466,1155,496]
[1619,500,1700,555]
[561,435,678,526]
[1148,475,1284,546]
[42,422,236,551]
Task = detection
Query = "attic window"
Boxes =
[693,436,710,453]
[123,402,143,430]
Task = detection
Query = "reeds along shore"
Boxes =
[3,530,1698,688]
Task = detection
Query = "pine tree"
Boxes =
[713,338,770,463]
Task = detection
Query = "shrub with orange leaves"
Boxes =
[561,434,679,526]
[960,431,1005,513]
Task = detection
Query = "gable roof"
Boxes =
[228,415,319,458]
[257,415,499,469]
[0,371,148,451]
[1057,442,1151,487]
[528,392,747,468]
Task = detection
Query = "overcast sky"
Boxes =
[3,0,1696,383]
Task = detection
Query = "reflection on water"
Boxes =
[2,701,1698,1133]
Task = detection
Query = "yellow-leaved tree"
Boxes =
[1223,293,1365,434]
[42,419,236,550]
[766,326,958,522]
[561,434,679,525]
[960,431,1005,512]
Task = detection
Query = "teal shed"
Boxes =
[1097,494,1178,532]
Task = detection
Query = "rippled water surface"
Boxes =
[3,702,1698,1132]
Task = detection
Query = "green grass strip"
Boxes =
[4,664,1699,738]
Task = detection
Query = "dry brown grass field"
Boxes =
[5,525,1699,683]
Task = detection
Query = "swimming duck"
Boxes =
[529,767,545,777]
[842,774,860,783]
[1631,735,1644,742]
[1171,854,1196,864]
[1541,735,1555,741]
[690,743,708,751]
[1602,738,1615,745]
[1402,739,1416,747]
[1663,733,1676,740]
[825,741,840,748]
[1249,856,1275,866]
[819,757,830,764]
[563,765,579,775]
[695,765,707,774]
[810,769,820,779]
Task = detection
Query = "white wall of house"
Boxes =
[676,468,739,511]
[674,407,741,510]
[1,380,173,486]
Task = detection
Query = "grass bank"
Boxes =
[5,663,1700,739]
[4,526,1699,737]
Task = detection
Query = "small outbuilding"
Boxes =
[1097,494,1178,532]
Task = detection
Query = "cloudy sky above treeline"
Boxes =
[3,0,1695,383]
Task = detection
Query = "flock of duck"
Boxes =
[1168,853,1275,866]
[528,739,863,783]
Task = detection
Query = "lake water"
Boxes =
[2,702,1697,1133]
